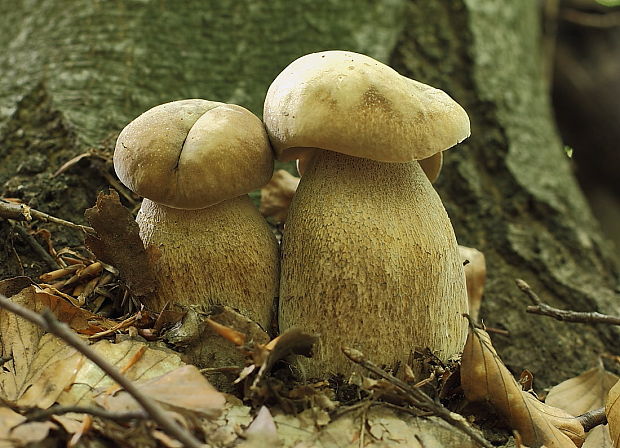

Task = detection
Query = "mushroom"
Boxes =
[260,153,442,225]
[114,99,279,330]
[296,148,442,182]
[263,51,470,376]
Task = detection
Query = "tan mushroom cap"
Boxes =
[264,50,470,163]
[114,99,274,210]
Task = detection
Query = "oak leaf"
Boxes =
[461,326,585,447]
[547,365,617,447]
[84,189,155,297]
[607,379,620,447]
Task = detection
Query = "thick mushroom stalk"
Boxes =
[282,151,467,375]
[137,197,277,326]
[264,51,470,376]
[114,100,278,331]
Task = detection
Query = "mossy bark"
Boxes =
[0,0,617,387]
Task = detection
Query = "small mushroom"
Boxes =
[264,51,470,376]
[114,99,279,330]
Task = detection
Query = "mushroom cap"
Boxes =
[295,148,444,183]
[264,50,470,163]
[114,99,274,210]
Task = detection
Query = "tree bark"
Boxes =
[0,0,617,388]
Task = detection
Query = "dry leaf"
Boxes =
[238,406,280,447]
[607,379,620,447]
[0,284,83,408]
[84,189,155,297]
[56,339,185,407]
[458,245,486,321]
[461,326,585,447]
[279,406,481,448]
[96,365,225,418]
[582,425,613,448]
[0,283,185,410]
[249,328,318,394]
[0,400,57,447]
[547,366,618,447]
[547,365,618,416]
[259,169,300,223]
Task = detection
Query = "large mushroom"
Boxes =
[264,51,470,377]
[114,99,279,331]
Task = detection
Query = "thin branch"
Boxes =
[0,293,204,448]
[516,279,620,325]
[342,347,493,448]
[575,407,607,432]
[0,200,95,234]
[560,8,620,28]
[25,405,147,423]
[11,224,61,270]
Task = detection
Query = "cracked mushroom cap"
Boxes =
[264,50,470,163]
[114,99,274,210]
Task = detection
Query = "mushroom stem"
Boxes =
[138,195,278,330]
[279,150,468,377]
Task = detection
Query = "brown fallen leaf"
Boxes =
[84,189,155,297]
[607,379,620,447]
[259,169,300,224]
[547,365,618,416]
[56,339,185,407]
[459,245,486,322]
[275,406,481,448]
[0,407,57,448]
[0,284,186,413]
[0,284,84,408]
[241,406,280,447]
[546,364,617,447]
[582,426,613,448]
[461,325,585,447]
[96,365,226,418]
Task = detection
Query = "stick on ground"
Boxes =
[576,407,607,432]
[0,293,204,448]
[0,200,95,234]
[25,405,146,423]
[516,279,620,326]
[342,347,493,448]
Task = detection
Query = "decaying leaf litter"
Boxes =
[1,52,620,447]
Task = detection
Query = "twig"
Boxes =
[0,200,95,234]
[576,407,607,432]
[342,347,493,448]
[560,8,620,28]
[0,293,204,448]
[25,405,147,423]
[98,170,138,206]
[359,402,370,448]
[11,224,60,270]
[516,279,620,325]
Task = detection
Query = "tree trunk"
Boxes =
[0,0,617,388]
